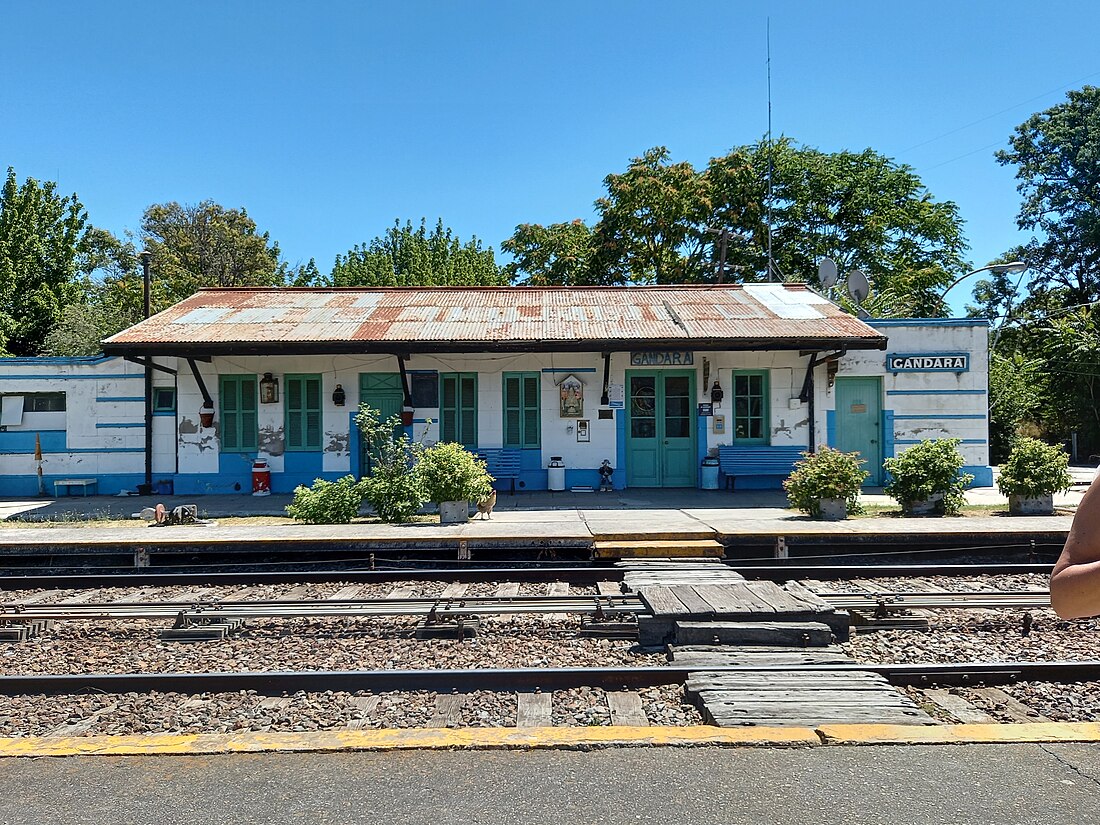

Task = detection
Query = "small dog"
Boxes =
[476,489,497,519]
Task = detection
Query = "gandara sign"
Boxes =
[886,353,969,372]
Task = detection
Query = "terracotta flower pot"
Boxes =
[400,409,415,426]
[199,407,215,428]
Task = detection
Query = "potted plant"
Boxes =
[884,438,974,516]
[997,437,1071,515]
[400,406,415,426]
[199,405,215,428]
[416,442,494,524]
[783,447,869,520]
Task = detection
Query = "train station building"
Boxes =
[0,284,992,497]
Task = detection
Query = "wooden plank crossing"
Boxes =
[617,559,744,591]
[685,663,934,727]
[669,644,856,668]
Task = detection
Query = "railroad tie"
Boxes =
[428,694,465,728]
[326,585,365,601]
[345,696,381,730]
[45,703,120,737]
[922,689,996,723]
[516,692,552,727]
[606,691,649,727]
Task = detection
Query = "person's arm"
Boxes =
[1050,478,1100,618]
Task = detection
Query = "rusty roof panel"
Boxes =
[102,285,887,351]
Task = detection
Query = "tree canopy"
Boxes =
[502,141,967,315]
[0,168,128,355]
[321,219,505,287]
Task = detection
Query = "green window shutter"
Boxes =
[504,372,540,449]
[441,373,477,448]
[219,375,257,452]
[522,374,540,448]
[459,374,477,448]
[441,374,458,443]
[503,374,521,448]
[285,375,322,450]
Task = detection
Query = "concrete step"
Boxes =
[594,539,725,559]
[674,620,835,647]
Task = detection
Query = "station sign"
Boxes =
[886,352,969,373]
[630,351,694,367]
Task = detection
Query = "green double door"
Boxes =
[626,370,696,487]
[359,374,404,476]
[834,377,883,486]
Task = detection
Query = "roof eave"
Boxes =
[102,335,888,358]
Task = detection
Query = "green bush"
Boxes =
[417,441,494,504]
[997,437,1072,498]
[783,447,869,518]
[286,475,366,524]
[884,438,974,516]
[354,405,427,523]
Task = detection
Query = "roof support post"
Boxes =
[396,355,413,408]
[187,359,214,409]
[600,352,612,406]
[799,349,846,453]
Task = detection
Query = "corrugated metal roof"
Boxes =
[102,285,886,353]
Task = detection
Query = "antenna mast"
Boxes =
[766,18,774,282]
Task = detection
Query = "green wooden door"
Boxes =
[626,371,696,487]
[359,373,404,476]
[834,377,883,485]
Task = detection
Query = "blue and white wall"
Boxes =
[0,356,176,496]
[835,319,993,487]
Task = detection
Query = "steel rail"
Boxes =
[0,595,645,623]
[817,590,1051,610]
[0,660,1098,696]
[0,562,1056,592]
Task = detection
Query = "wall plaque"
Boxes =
[886,353,969,372]
[630,351,694,367]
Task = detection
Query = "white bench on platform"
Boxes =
[53,478,98,497]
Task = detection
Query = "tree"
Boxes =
[326,219,505,287]
[140,201,291,308]
[0,168,114,355]
[502,142,968,310]
[996,86,1100,305]
[502,220,598,285]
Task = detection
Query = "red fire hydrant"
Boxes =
[251,458,271,497]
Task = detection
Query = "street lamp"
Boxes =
[939,261,1027,301]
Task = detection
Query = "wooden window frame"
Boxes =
[218,374,258,453]
[732,370,770,446]
[502,372,541,449]
[440,372,478,449]
[284,374,323,451]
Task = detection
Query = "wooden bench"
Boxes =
[474,448,522,495]
[717,446,806,491]
[53,478,98,497]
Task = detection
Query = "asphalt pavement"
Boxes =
[1,743,1097,825]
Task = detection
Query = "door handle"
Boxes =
[663,440,669,445]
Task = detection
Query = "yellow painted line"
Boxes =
[818,722,1100,745]
[0,726,819,758]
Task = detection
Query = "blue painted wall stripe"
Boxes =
[825,410,836,448]
[895,438,987,445]
[540,368,597,373]
[0,373,142,380]
[883,409,895,464]
[886,389,986,396]
[0,355,116,365]
[96,396,145,403]
[892,414,987,420]
[870,319,989,328]
[96,422,145,429]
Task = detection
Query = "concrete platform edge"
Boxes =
[4,722,1100,758]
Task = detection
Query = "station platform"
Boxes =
[0,482,1080,559]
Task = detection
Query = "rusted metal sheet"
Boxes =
[103,285,887,352]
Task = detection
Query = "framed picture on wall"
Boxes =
[558,374,584,417]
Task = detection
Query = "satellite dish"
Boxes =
[817,258,838,290]
[847,269,870,304]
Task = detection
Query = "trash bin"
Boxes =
[701,456,720,490]
[547,456,566,491]
[252,458,272,496]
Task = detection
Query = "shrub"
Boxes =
[783,447,869,518]
[286,475,365,524]
[884,438,974,516]
[417,441,494,504]
[354,405,427,523]
[997,437,1072,498]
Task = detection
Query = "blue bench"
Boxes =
[475,448,522,495]
[717,446,806,491]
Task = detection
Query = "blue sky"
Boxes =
[2,1,1098,312]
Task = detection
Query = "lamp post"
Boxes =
[140,250,154,496]
[939,261,1027,302]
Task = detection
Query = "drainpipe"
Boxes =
[140,250,153,495]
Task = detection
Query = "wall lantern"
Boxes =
[332,384,346,407]
[710,381,724,406]
[259,373,279,404]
